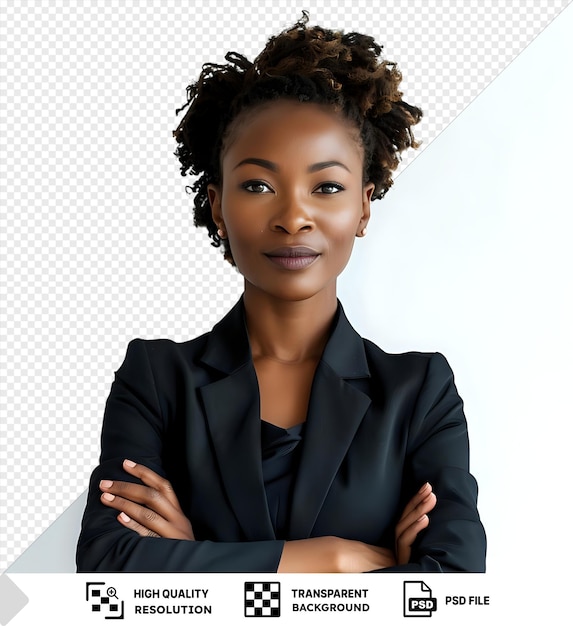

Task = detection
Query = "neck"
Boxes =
[243,284,338,363]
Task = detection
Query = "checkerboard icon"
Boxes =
[244,582,281,617]
[85,583,124,619]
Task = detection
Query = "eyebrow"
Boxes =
[307,160,351,173]
[233,158,351,173]
[233,158,278,172]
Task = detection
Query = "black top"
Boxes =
[261,420,305,539]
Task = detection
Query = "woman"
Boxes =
[76,14,486,573]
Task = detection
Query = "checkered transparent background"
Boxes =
[1,0,570,572]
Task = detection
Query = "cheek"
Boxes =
[332,227,358,263]
[323,205,363,247]
[219,190,256,246]
[222,217,262,276]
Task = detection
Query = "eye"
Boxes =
[314,182,344,194]
[241,180,274,194]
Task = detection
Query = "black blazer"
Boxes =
[76,298,486,573]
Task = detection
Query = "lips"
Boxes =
[264,246,320,270]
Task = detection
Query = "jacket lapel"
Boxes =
[198,299,275,540]
[289,305,372,538]
[197,298,372,541]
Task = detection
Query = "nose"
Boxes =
[270,193,314,234]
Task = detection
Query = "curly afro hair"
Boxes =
[173,12,422,263]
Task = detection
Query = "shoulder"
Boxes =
[362,338,453,388]
[360,340,467,446]
[124,334,210,359]
[115,333,212,383]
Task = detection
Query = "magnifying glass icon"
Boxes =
[107,587,118,599]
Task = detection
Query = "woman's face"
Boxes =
[208,99,374,303]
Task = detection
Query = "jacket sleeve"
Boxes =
[379,352,486,573]
[76,339,285,573]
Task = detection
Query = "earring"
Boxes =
[217,228,226,239]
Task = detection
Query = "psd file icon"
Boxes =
[403,581,437,617]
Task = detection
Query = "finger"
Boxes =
[117,511,160,538]
[99,479,180,521]
[100,491,193,540]
[396,491,436,536]
[399,483,432,521]
[397,513,430,547]
[395,514,430,565]
[122,460,179,508]
[120,461,194,537]
[395,492,437,539]
[100,491,174,537]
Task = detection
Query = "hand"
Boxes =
[278,536,396,573]
[395,482,437,565]
[334,538,397,573]
[99,459,195,540]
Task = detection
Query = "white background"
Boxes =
[342,1,573,582]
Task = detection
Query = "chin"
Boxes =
[254,278,339,304]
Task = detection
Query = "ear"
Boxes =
[207,184,225,234]
[356,182,374,237]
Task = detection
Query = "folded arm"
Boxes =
[378,353,486,573]
[97,457,436,573]
[76,339,285,573]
